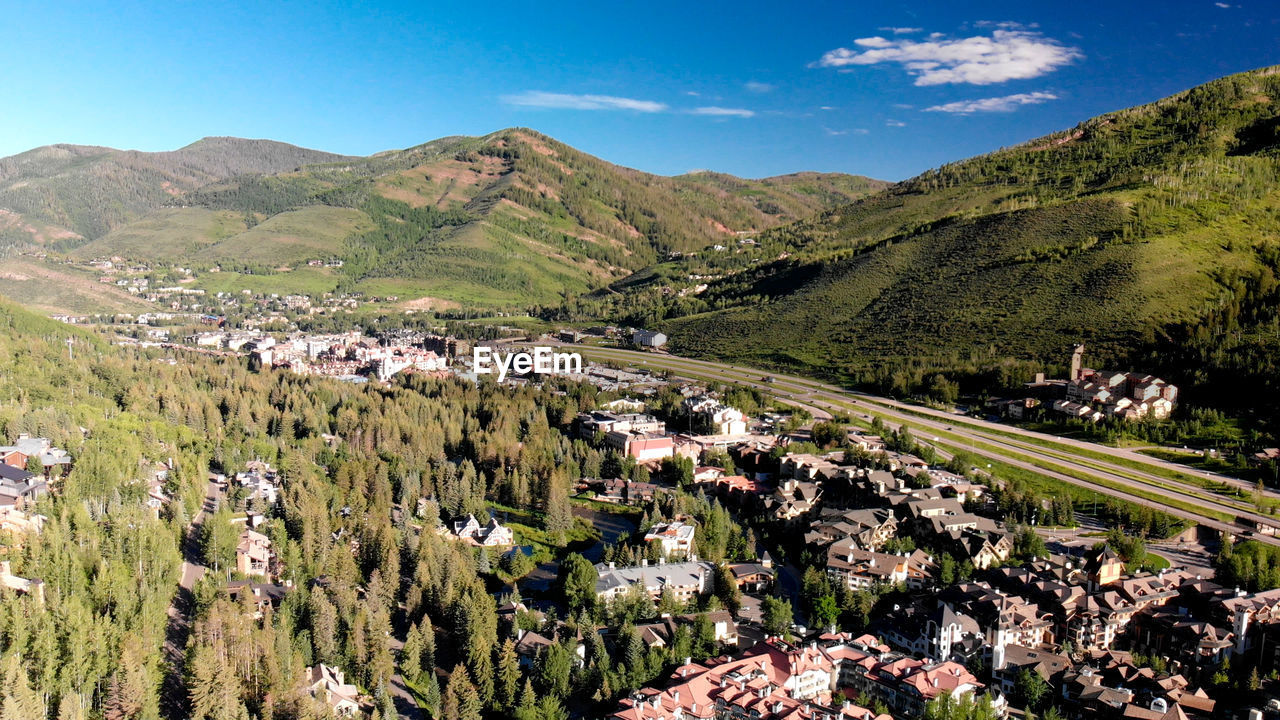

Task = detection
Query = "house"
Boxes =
[450,514,515,547]
[514,626,587,668]
[765,477,822,526]
[1086,545,1126,589]
[632,330,668,348]
[693,466,725,483]
[0,560,43,603]
[227,580,290,619]
[0,506,45,537]
[0,435,71,475]
[680,610,738,646]
[728,552,776,593]
[579,411,666,440]
[595,559,715,605]
[635,612,739,649]
[848,655,982,719]
[1253,448,1280,466]
[514,630,556,667]
[304,664,361,716]
[992,644,1070,698]
[683,396,748,435]
[611,639,893,720]
[235,465,280,507]
[606,431,675,462]
[643,520,697,559]
[0,464,47,510]
[826,540,936,591]
[236,529,273,578]
[597,478,660,505]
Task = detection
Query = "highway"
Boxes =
[533,342,1280,548]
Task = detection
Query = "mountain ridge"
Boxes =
[0,137,353,242]
[0,128,885,308]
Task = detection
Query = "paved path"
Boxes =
[161,476,223,720]
[386,623,425,720]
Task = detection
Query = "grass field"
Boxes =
[191,266,343,296]
[0,259,153,314]
[196,206,374,266]
[71,208,246,260]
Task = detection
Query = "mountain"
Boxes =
[636,66,1280,420]
[15,128,885,304]
[0,137,352,243]
[0,129,883,308]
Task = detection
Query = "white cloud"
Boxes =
[744,81,775,93]
[690,106,755,118]
[879,26,922,34]
[885,119,907,127]
[501,91,667,112]
[924,91,1058,113]
[854,37,894,48]
[824,127,869,136]
[686,90,701,96]
[974,20,1038,30]
[816,28,1081,85]
[1215,2,1233,7]
[819,106,836,111]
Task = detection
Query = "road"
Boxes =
[161,476,224,720]
[386,620,425,720]
[535,343,1280,547]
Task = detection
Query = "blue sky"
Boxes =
[2,1,1277,180]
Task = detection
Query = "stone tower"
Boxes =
[1070,343,1086,382]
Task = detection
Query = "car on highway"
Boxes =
[762,376,775,383]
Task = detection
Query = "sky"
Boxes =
[1,1,1277,180]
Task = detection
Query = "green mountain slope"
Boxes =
[633,66,1280,420]
[0,137,351,243]
[58,129,883,306]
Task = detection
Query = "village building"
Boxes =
[595,559,716,605]
[607,431,676,462]
[0,434,71,476]
[683,396,748,436]
[236,529,273,578]
[727,552,776,593]
[303,664,361,716]
[644,520,697,559]
[825,540,936,591]
[0,560,43,603]
[632,329,668,348]
[448,514,515,547]
[611,638,897,720]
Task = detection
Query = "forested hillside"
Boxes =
[563,66,1280,430]
[0,138,351,243]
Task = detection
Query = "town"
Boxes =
[7,330,1278,720]
[3,22,1280,720]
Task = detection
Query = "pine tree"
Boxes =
[401,623,425,682]
[513,679,540,720]
[56,693,85,720]
[496,638,521,711]
[1,654,42,720]
[443,664,482,720]
[423,672,442,717]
